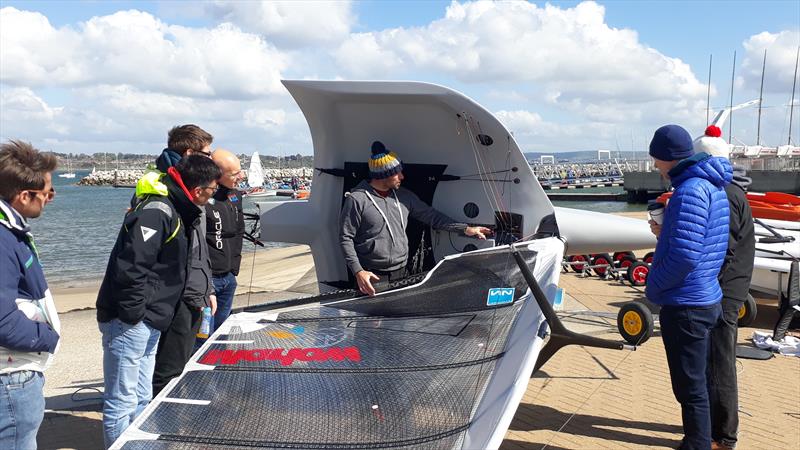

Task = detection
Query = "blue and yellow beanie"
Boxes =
[368,141,403,179]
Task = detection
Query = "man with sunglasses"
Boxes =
[202,149,246,335]
[97,155,221,447]
[0,140,60,450]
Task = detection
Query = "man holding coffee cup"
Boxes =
[645,124,732,450]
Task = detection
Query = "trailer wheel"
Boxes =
[737,293,757,327]
[592,253,613,277]
[568,254,591,272]
[618,255,637,269]
[617,302,654,345]
[627,261,649,286]
[613,251,636,266]
[643,251,655,265]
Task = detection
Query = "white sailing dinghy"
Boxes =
[244,151,276,197]
[112,80,652,450]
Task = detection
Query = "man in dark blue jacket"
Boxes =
[693,126,755,450]
[646,124,732,450]
[97,155,220,448]
[0,140,60,450]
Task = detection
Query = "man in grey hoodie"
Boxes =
[340,141,492,296]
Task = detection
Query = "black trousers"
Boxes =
[709,297,742,448]
[152,300,202,395]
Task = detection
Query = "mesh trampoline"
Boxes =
[113,239,565,450]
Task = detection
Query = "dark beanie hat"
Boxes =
[649,124,694,161]
[368,141,403,179]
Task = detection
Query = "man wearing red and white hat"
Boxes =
[695,125,755,450]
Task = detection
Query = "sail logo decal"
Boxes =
[487,288,515,306]
[140,226,157,242]
[199,346,361,366]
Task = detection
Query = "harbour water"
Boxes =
[30,170,645,286]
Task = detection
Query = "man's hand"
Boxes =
[209,294,217,315]
[465,226,493,240]
[648,219,662,238]
[355,270,380,297]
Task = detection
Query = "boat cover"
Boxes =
[112,238,565,450]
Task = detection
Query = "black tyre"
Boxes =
[568,254,591,272]
[617,302,654,345]
[626,261,649,286]
[617,255,637,270]
[738,293,757,327]
[613,251,636,266]
[592,253,613,277]
[643,251,655,265]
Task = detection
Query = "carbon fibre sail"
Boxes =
[112,238,565,450]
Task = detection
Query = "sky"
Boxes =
[1,0,798,156]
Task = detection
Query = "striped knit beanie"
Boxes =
[368,141,403,179]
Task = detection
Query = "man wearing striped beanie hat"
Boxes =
[340,141,492,296]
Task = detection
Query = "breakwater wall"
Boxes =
[78,170,146,186]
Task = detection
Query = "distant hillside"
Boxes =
[523,150,649,162]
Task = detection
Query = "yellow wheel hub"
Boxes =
[622,311,643,336]
[738,304,746,319]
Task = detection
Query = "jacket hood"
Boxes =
[731,165,752,191]
[669,152,732,188]
[350,179,384,195]
[135,171,169,198]
[155,148,182,173]
[165,168,201,223]
[0,199,30,235]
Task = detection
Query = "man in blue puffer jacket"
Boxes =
[646,124,732,450]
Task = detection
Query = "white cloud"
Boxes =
[203,0,355,48]
[741,30,800,94]
[243,108,287,129]
[332,0,708,125]
[0,7,288,100]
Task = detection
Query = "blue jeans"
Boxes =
[212,272,237,332]
[0,370,45,450]
[660,303,722,450]
[99,319,161,449]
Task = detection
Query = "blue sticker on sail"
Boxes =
[487,288,515,306]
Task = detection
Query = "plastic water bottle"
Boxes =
[197,306,213,339]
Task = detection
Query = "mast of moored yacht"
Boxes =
[789,46,799,145]
[756,49,766,146]
[706,54,712,126]
[728,51,736,143]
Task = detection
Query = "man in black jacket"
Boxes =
[204,149,245,332]
[96,155,220,448]
[693,126,756,450]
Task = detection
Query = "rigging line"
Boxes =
[472,126,508,224]
[464,115,501,217]
[456,168,514,177]
[474,122,507,214]
[466,116,506,217]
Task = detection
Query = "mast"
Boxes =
[706,54,712,126]
[728,51,736,143]
[789,46,799,145]
[756,49,766,146]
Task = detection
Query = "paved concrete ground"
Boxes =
[37,248,800,449]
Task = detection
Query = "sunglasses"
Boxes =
[28,187,56,201]
[200,185,219,194]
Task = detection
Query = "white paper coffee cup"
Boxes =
[648,202,665,225]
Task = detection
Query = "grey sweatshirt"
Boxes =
[339,180,466,274]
